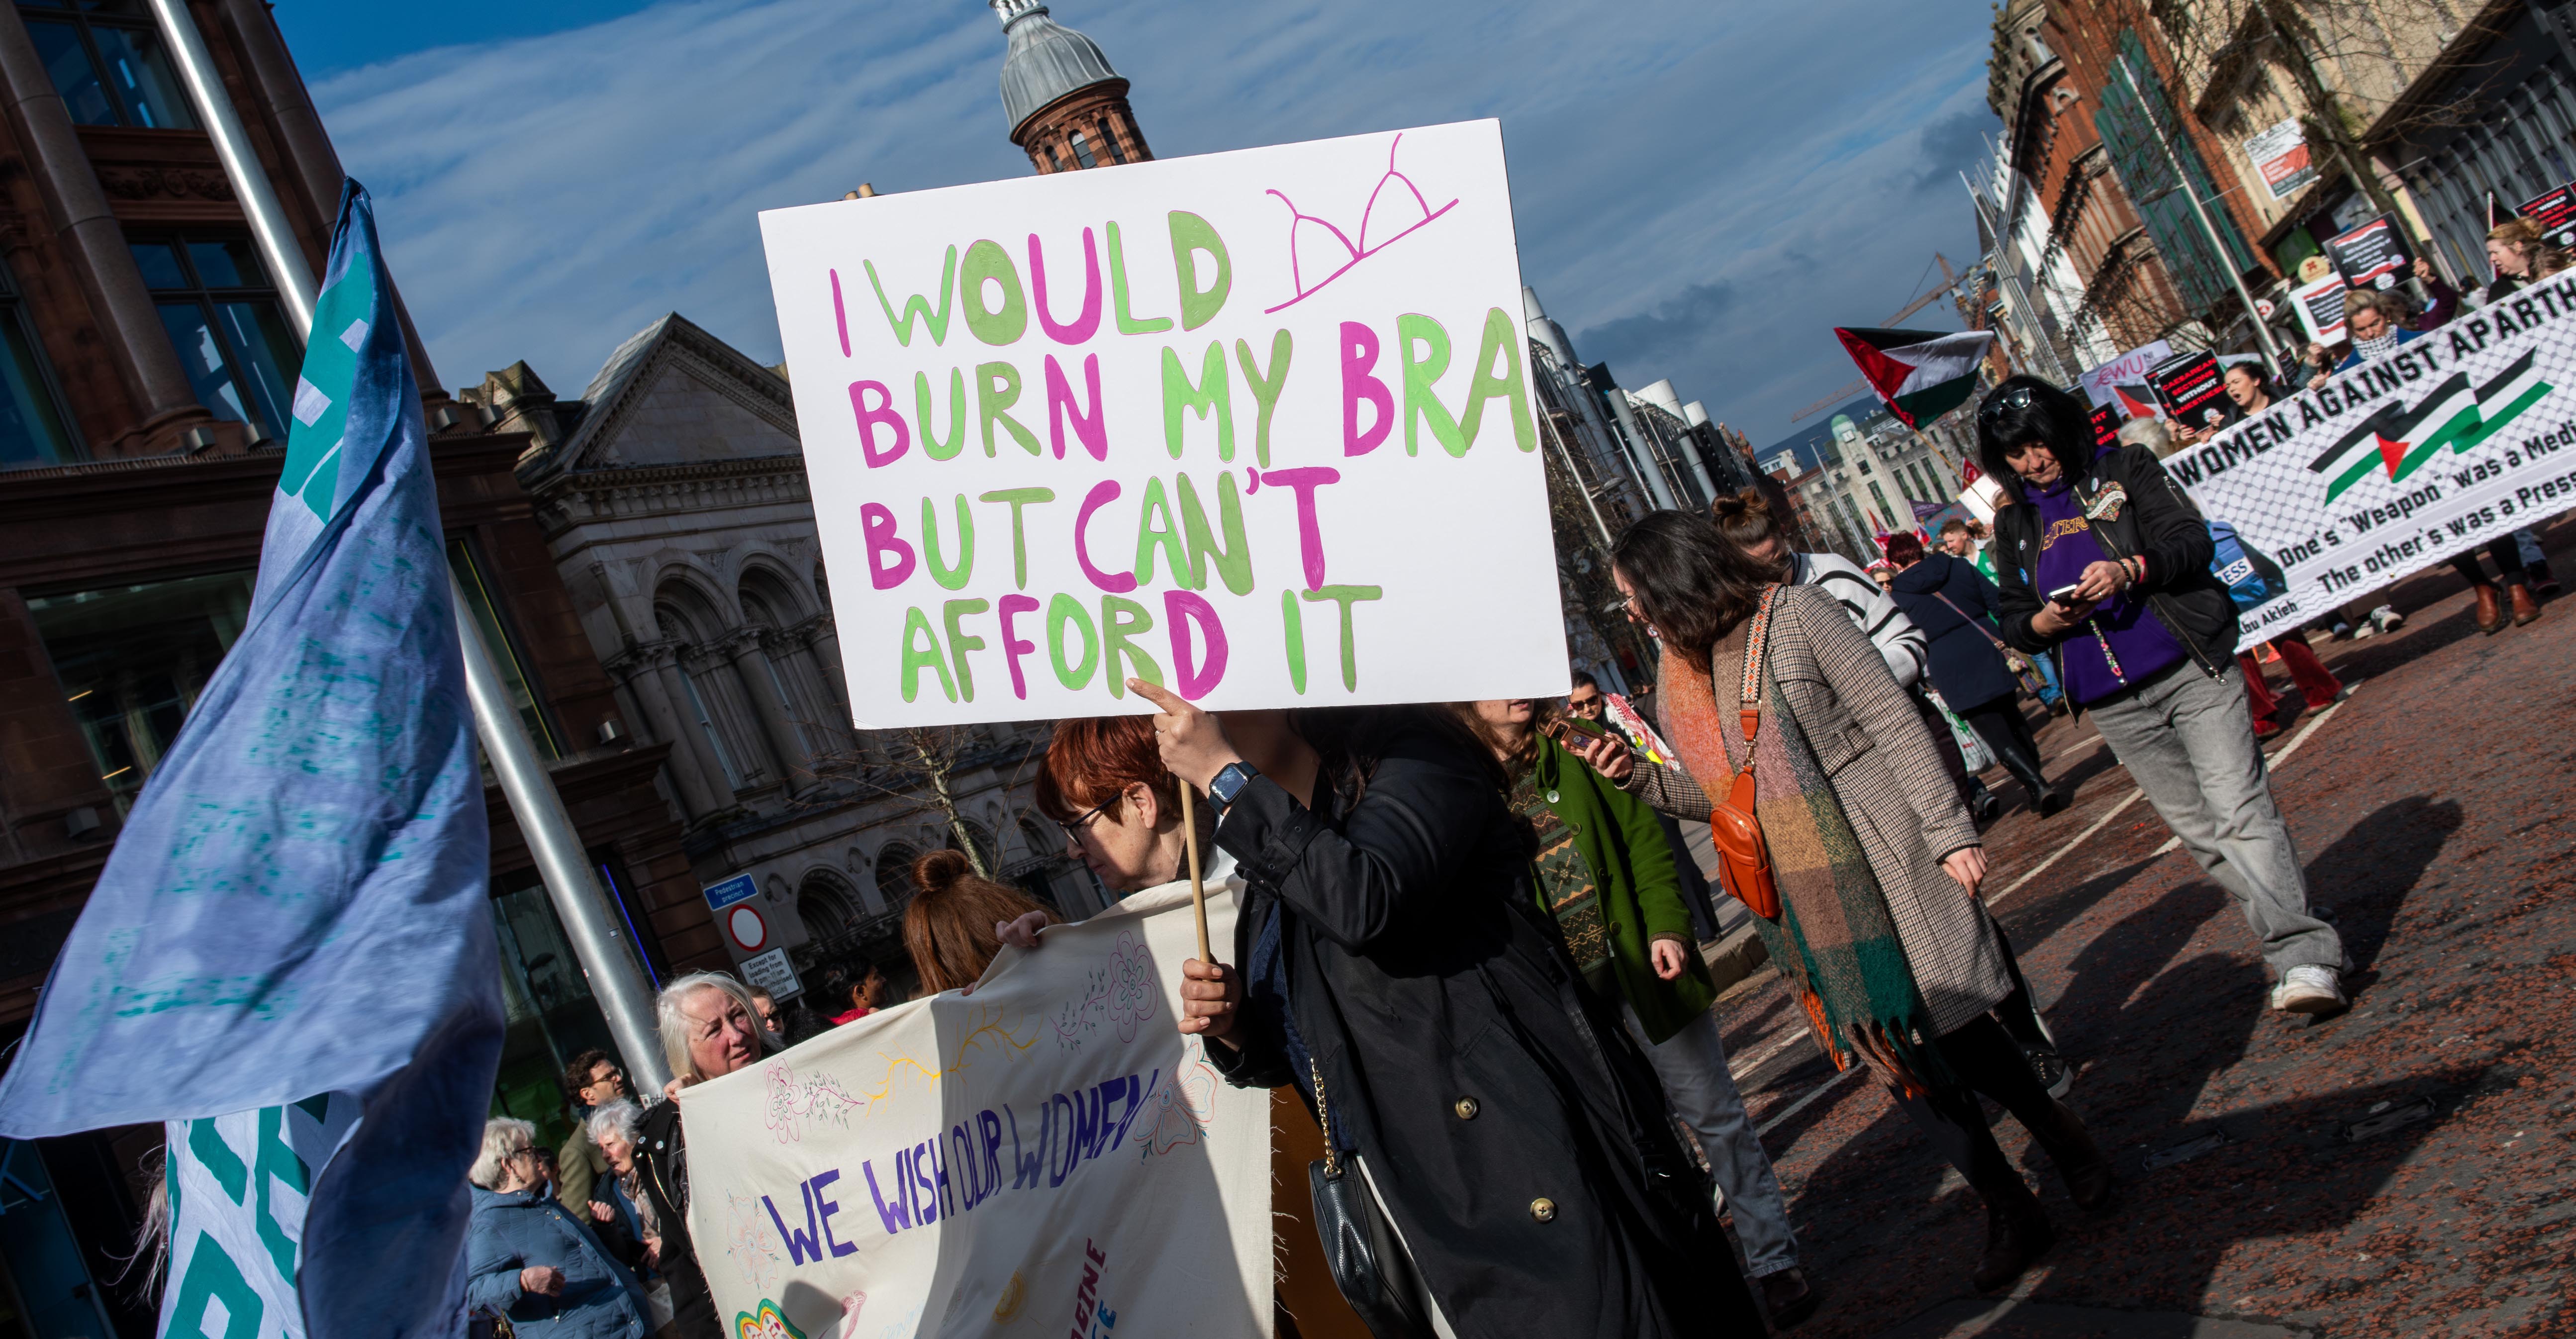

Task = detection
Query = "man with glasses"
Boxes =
[555,1050,627,1212]
[1567,670,1608,722]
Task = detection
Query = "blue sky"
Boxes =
[276,0,1999,441]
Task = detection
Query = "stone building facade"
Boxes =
[489,315,1105,999]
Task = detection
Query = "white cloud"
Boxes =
[314,0,1997,434]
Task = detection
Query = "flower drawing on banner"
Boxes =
[1107,930,1158,1043]
[762,1060,863,1144]
[724,1189,784,1294]
[731,1299,805,1339]
[1139,1039,1219,1156]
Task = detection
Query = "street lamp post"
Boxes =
[148,0,675,1092]
[2115,53,2287,381]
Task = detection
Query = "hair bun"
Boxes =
[1709,489,1768,521]
[910,847,974,897]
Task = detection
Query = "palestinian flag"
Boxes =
[1835,327,1999,427]
[2452,350,2552,455]
[2309,372,2474,502]
[2306,352,2556,502]
[2111,381,2161,419]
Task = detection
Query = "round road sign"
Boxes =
[726,903,769,953]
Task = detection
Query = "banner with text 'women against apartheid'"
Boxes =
[759,120,1562,727]
[679,879,1269,1339]
[2159,273,2576,651]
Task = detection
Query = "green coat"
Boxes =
[1530,735,1716,1044]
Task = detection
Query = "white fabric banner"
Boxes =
[2161,274,2576,650]
[757,119,1564,728]
[681,862,1270,1339]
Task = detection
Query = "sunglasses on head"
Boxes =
[1979,385,2040,423]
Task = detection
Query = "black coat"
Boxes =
[636,1098,720,1338]
[1888,552,2020,712]
[1990,441,2235,695]
[1208,721,1762,1339]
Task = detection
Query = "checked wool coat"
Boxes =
[1624,582,2014,1037]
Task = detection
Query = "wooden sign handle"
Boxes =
[1179,782,1210,962]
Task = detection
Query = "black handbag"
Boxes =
[1306,1060,1435,1339]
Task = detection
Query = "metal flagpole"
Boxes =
[150,0,675,1092]
[2115,53,2287,381]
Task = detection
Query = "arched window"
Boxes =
[798,869,857,939]
[1097,120,1125,164]
[875,842,921,912]
[1069,130,1097,169]
[1018,818,1055,866]
[950,820,996,870]
[656,583,752,791]
[739,569,836,760]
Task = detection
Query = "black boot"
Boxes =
[2027,1100,2118,1213]
[1964,778,2003,824]
[1968,1171,2055,1291]
[1994,739,2069,818]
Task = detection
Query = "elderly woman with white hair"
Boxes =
[465,1117,649,1338]
[633,971,767,1339]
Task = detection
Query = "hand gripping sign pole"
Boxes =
[151,0,674,1092]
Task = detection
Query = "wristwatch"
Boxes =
[1205,761,1259,814]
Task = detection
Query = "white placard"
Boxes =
[741,946,801,1001]
[679,874,1267,1338]
[759,120,1565,727]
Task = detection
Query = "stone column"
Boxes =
[618,646,724,818]
[652,647,743,801]
[0,6,208,448]
[725,631,808,791]
[802,614,851,716]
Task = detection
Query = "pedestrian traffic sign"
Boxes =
[724,902,769,954]
[739,947,800,1002]
[702,872,759,912]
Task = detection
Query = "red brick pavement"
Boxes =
[1710,531,2576,1337]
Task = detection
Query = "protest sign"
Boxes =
[2326,214,2413,290]
[2242,118,2317,201]
[2147,350,2228,432]
[2076,339,2172,409]
[680,871,1270,1339]
[758,120,1563,728]
[2088,401,2123,450]
[2289,272,2350,346]
[2159,274,2576,650]
[2514,182,2576,251]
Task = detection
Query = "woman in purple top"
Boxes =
[1977,377,2350,1018]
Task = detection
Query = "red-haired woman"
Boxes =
[902,847,1054,993]
[1091,687,1764,1339]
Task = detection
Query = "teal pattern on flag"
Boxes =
[0,182,502,1339]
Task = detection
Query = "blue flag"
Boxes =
[0,183,502,1337]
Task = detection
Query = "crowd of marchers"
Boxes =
[446,355,2425,1337]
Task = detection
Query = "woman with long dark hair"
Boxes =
[1973,375,2350,1015]
[1126,684,1765,1338]
[1565,511,2114,1292]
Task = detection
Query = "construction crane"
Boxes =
[1788,254,1971,423]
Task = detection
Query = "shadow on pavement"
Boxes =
[2296,795,2460,975]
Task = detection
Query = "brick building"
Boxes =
[0,2,718,1324]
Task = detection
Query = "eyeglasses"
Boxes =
[1054,798,1115,842]
[1979,385,2040,423]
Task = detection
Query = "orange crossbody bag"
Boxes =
[1710,586,1782,920]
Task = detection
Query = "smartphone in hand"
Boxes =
[2046,582,2086,607]
[1556,714,1619,745]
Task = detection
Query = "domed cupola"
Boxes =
[990,1,1152,174]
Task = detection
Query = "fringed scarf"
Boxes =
[1660,589,1944,1093]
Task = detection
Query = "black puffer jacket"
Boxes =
[1207,720,1761,1339]
[1991,440,2236,687]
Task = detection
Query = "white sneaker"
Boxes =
[2369,605,2404,634]
[2351,621,2377,639]
[2270,964,2347,1015]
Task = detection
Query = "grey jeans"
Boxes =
[1623,1003,1800,1277]
[2085,663,2344,975]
